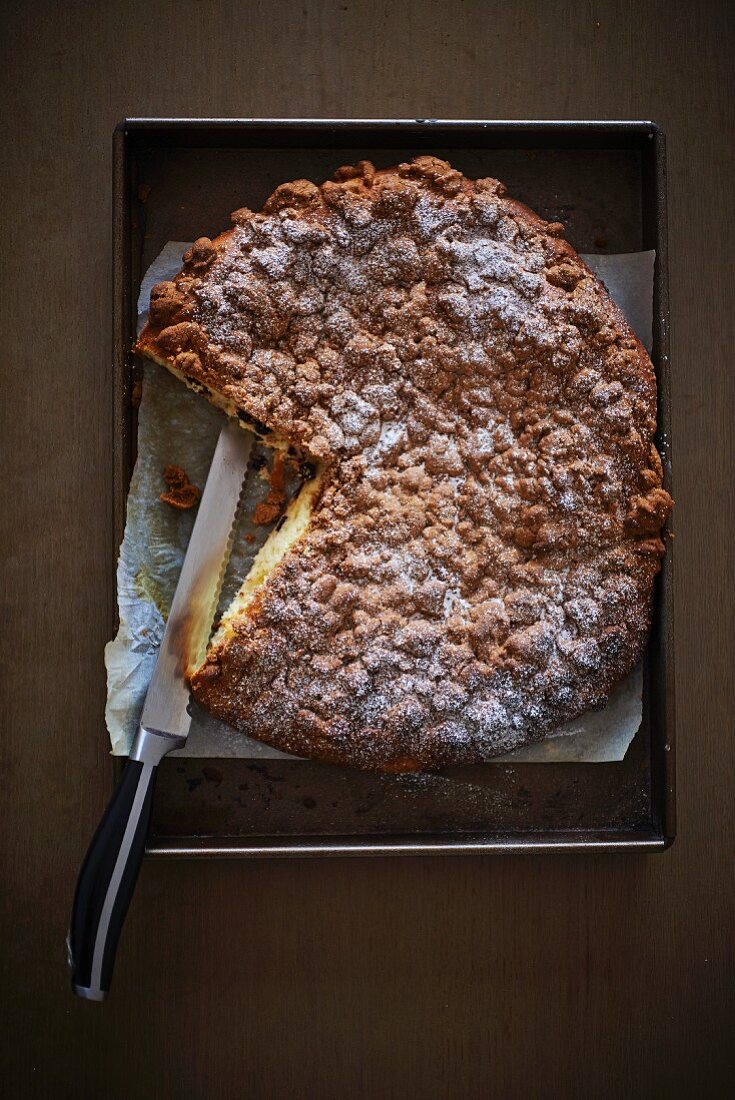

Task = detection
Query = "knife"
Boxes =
[69,418,252,1001]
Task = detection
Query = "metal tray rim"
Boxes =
[112,117,674,857]
[148,834,669,859]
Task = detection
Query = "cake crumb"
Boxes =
[252,452,287,525]
[160,464,200,510]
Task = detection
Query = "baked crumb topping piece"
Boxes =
[136,157,672,772]
[159,464,200,510]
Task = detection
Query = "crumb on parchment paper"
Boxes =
[160,464,200,510]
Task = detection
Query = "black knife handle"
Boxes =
[69,727,183,1000]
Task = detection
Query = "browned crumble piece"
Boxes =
[160,464,201,510]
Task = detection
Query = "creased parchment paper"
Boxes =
[105,244,655,762]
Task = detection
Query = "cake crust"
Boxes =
[136,157,672,771]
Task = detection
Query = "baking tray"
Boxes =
[112,119,674,856]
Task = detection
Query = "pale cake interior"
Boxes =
[210,469,324,649]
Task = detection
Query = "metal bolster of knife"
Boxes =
[130,726,187,765]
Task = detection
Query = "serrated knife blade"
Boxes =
[139,417,252,741]
[69,416,252,1001]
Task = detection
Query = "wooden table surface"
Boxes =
[1,2,733,1096]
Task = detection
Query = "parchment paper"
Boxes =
[105,244,655,762]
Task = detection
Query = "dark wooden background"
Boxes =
[1,1,733,1096]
